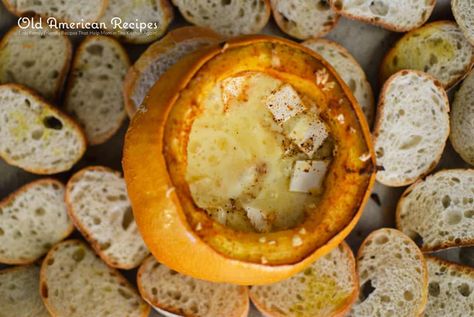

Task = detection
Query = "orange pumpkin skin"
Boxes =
[123,35,375,285]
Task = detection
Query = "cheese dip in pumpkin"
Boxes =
[186,72,334,233]
[123,35,375,285]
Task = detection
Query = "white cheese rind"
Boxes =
[289,160,329,194]
[243,204,271,233]
[265,84,305,123]
[265,84,329,158]
[221,76,246,106]
[287,114,329,158]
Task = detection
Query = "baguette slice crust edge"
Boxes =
[65,166,149,269]
[351,228,428,317]
[39,239,151,317]
[270,0,339,40]
[123,26,221,117]
[451,0,474,46]
[0,178,73,265]
[0,265,50,317]
[0,83,87,174]
[249,241,358,317]
[329,0,436,32]
[0,24,73,101]
[450,69,474,166]
[137,256,249,317]
[1,0,108,23]
[64,35,130,145]
[302,38,374,125]
[379,20,474,90]
[425,255,474,316]
[373,70,449,187]
[396,169,474,252]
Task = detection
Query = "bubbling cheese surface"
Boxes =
[186,72,333,232]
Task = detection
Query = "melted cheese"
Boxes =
[289,160,329,194]
[186,72,332,232]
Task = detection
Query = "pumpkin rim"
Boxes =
[123,34,375,285]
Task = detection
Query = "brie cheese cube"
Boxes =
[287,114,329,158]
[265,84,304,123]
[289,160,329,194]
[243,204,271,233]
[221,76,246,105]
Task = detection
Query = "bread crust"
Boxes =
[0,83,87,174]
[373,69,450,187]
[65,165,145,270]
[425,255,474,276]
[64,35,129,145]
[249,241,359,317]
[271,0,340,40]
[379,20,474,90]
[1,0,109,24]
[329,0,436,32]
[123,26,221,117]
[356,228,428,317]
[396,168,474,252]
[39,239,151,317]
[0,178,74,265]
[302,37,374,125]
[0,23,73,101]
[0,263,37,274]
[137,256,249,317]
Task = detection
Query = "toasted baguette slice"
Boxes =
[330,0,435,32]
[397,169,474,252]
[0,265,50,317]
[349,228,428,317]
[0,179,73,264]
[250,242,358,317]
[373,70,449,187]
[380,21,474,89]
[2,0,107,23]
[99,0,174,44]
[0,24,72,101]
[171,0,270,37]
[303,38,374,125]
[65,36,129,145]
[66,166,149,269]
[123,26,221,116]
[270,0,339,40]
[450,70,474,166]
[425,256,474,316]
[0,84,86,174]
[138,256,249,317]
[40,240,150,317]
[452,0,474,46]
